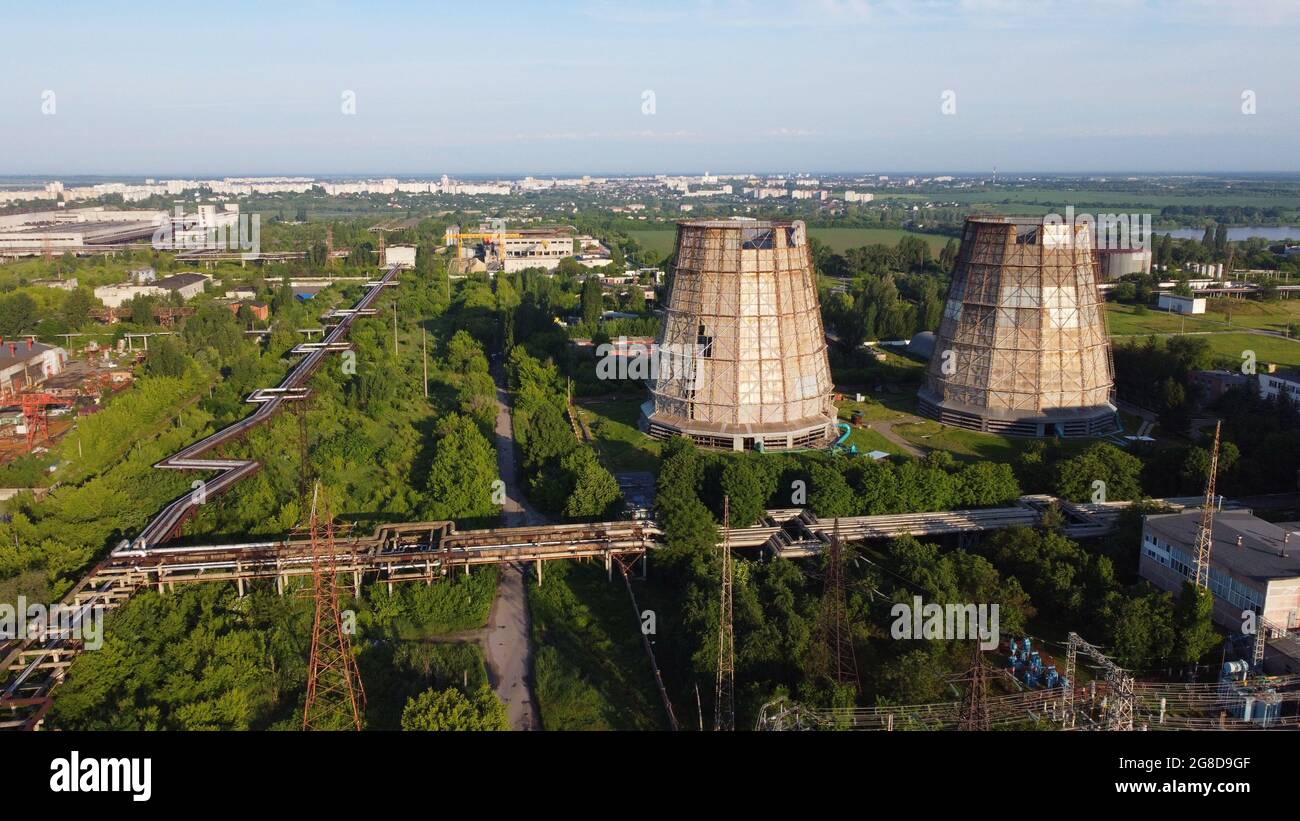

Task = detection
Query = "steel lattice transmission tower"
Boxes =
[1063,632,1133,731]
[302,485,366,731]
[957,644,991,731]
[714,497,735,732]
[1193,421,1222,591]
[811,520,860,693]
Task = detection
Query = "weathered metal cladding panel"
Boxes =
[648,219,835,442]
[921,216,1116,432]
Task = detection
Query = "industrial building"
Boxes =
[0,339,68,400]
[1259,370,1300,403]
[0,208,163,256]
[1094,247,1152,281]
[1140,509,1300,633]
[444,223,576,273]
[917,216,1118,437]
[94,272,209,308]
[641,219,836,451]
[1157,293,1206,314]
[154,273,209,300]
[382,244,417,269]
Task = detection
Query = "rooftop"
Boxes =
[0,340,61,368]
[155,273,208,289]
[1145,509,1300,583]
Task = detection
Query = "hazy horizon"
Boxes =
[3,0,1298,175]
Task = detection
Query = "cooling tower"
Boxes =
[642,219,836,451]
[917,216,1119,437]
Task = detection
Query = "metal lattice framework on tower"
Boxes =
[1193,421,1222,591]
[811,520,860,693]
[1062,631,1133,731]
[645,220,836,451]
[918,217,1118,437]
[302,485,366,731]
[956,644,991,732]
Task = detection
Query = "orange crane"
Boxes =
[21,392,73,452]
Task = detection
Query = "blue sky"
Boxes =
[2,0,1298,175]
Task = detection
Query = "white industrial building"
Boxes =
[1259,370,1300,403]
[0,208,164,255]
[0,340,68,399]
[382,245,417,269]
[1157,293,1206,314]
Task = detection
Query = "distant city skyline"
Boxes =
[2,0,1298,175]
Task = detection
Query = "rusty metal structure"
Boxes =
[956,645,991,732]
[20,392,72,451]
[644,219,836,451]
[810,520,859,693]
[918,216,1118,437]
[301,486,366,731]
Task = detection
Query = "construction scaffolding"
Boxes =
[645,219,836,451]
[918,216,1118,437]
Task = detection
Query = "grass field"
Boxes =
[891,419,1026,462]
[1105,303,1218,335]
[573,397,660,473]
[1199,332,1300,369]
[841,426,908,456]
[626,227,952,259]
[1107,301,1300,337]
[527,561,664,731]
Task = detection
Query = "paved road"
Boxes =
[482,370,543,731]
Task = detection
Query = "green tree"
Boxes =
[400,685,509,731]
[581,276,604,326]
[60,287,100,328]
[808,462,858,517]
[718,457,768,527]
[1054,443,1144,503]
[561,448,622,518]
[1172,582,1218,665]
[446,329,488,374]
[143,336,187,378]
[425,414,500,520]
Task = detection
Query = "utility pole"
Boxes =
[421,326,429,399]
[714,497,734,732]
[392,301,398,358]
[1193,421,1222,591]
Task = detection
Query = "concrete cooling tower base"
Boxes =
[916,388,1118,438]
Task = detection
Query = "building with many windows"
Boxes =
[1258,370,1300,404]
[1139,509,1300,632]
